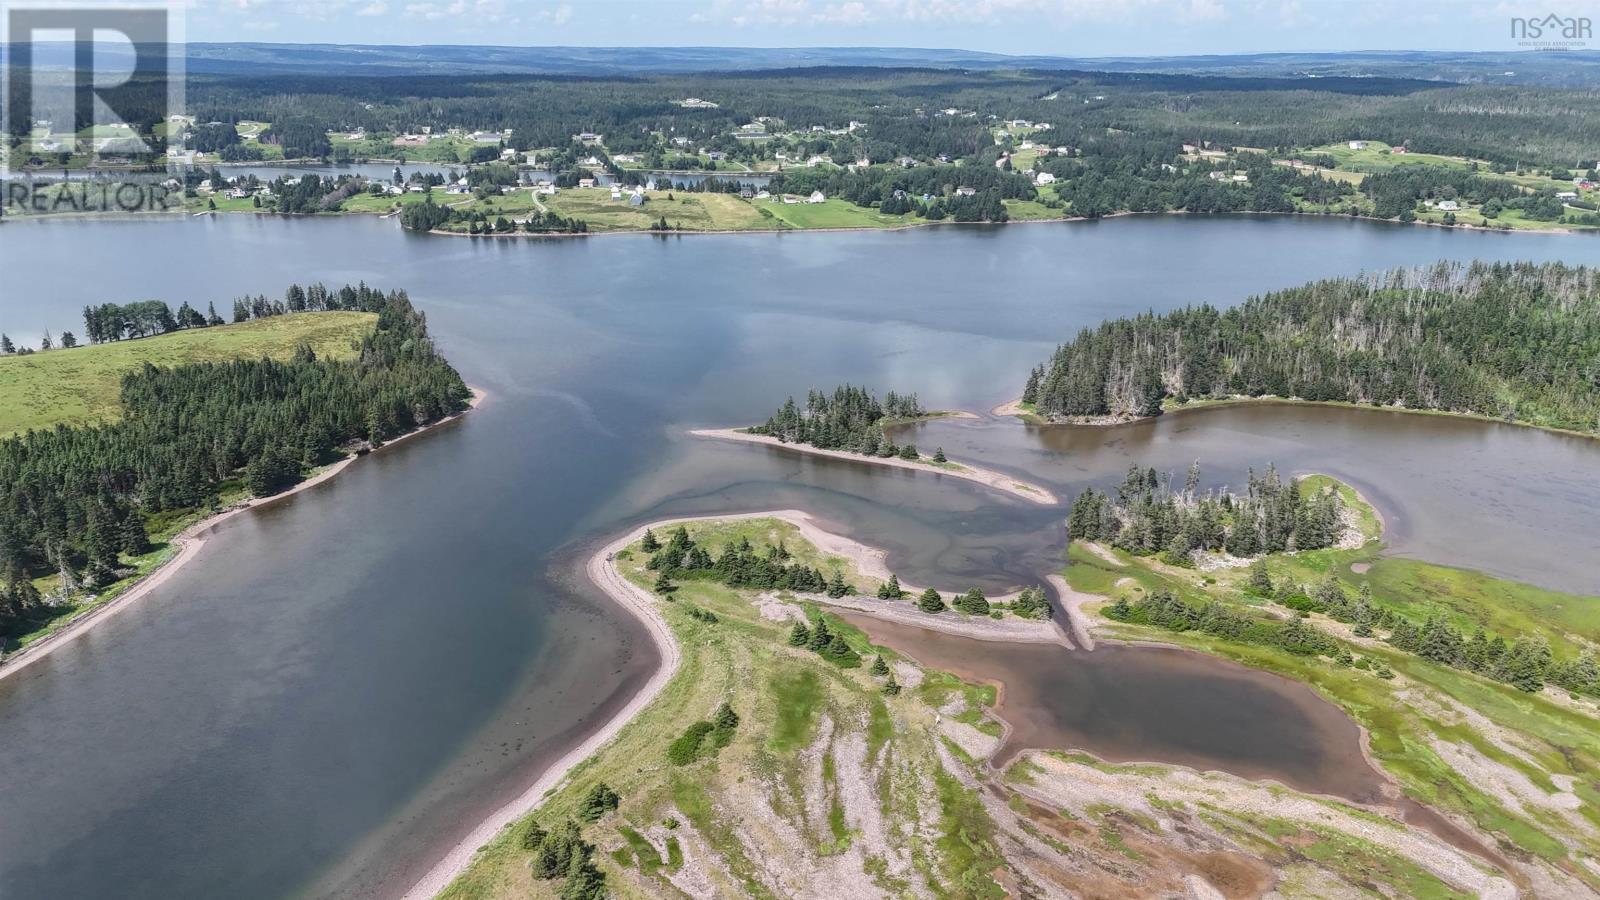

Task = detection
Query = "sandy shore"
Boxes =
[401,507,1072,897]
[1047,574,1099,651]
[689,428,1058,506]
[0,387,486,683]
[398,513,684,900]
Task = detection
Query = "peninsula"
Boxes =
[0,286,475,670]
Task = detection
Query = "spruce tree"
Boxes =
[641,528,661,552]
[870,655,890,676]
[933,447,947,463]
[787,622,811,646]
[917,588,945,613]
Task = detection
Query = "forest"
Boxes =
[0,285,469,639]
[1068,464,1344,565]
[1026,260,1600,433]
[748,385,928,458]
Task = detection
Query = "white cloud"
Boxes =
[356,1,389,16]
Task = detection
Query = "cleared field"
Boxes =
[545,188,771,231]
[755,197,918,229]
[0,312,375,436]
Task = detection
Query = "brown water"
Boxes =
[838,614,1385,801]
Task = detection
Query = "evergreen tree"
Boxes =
[641,528,661,552]
[576,782,620,823]
[917,588,945,613]
[787,621,811,646]
[870,655,890,676]
[933,447,947,463]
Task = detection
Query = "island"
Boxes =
[691,385,1058,505]
[0,285,476,672]
[1012,260,1600,437]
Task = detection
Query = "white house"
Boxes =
[1436,199,1460,211]
[1348,140,1368,150]
[955,186,977,196]
[610,187,623,200]
[806,190,826,204]
[578,178,596,188]
[1556,191,1578,201]
[1231,173,1249,183]
[1034,171,1056,186]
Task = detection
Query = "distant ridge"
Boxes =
[5,43,1599,85]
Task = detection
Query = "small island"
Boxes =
[692,385,1058,505]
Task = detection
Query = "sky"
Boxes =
[185,0,1598,56]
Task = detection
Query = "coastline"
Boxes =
[402,507,1056,899]
[997,393,1600,444]
[0,386,486,683]
[688,427,1059,505]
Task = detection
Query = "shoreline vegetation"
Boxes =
[1014,261,1600,438]
[1062,472,1600,892]
[689,428,1057,505]
[431,508,1535,900]
[0,288,474,663]
[0,387,485,683]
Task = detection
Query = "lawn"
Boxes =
[0,312,375,436]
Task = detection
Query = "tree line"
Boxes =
[0,287,469,640]
[1068,464,1343,566]
[1026,261,1600,433]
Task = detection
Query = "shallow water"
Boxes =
[2,213,1598,898]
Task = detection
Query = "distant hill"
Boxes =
[6,43,1600,86]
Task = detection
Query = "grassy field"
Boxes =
[1063,477,1600,883]
[545,188,773,232]
[0,312,375,436]
[440,515,1523,899]
[755,197,918,229]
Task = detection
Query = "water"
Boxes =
[2,213,1598,899]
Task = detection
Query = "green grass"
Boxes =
[755,197,919,230]
[543,188,771,232]
[0,312,376,436]
[767,666,824,752]
[1064,477,1600,875]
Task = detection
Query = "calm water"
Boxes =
[2,214,1599,899]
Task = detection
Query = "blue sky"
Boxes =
[188,0,1590,56]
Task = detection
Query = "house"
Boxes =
[578,178,595,188]
[226,187,247,199]
[755,190,771,199]
[1556,191,1578,201]
[611,154,635,164]
[739,186,755,199]
[781,194,801,204]
[407,184,426,193]
[610,187,623,200]
[672,136,693,147]
[1436,199,1460,210]
[1020,141,1034,150]
[581,156,602,167]
[469,131,500,144]
[1207,170,1228,181]
[500,148,518,160]
[1391,146,1409,154]
[1348,141,1368,150]
[955,186,977,196]
[896,156,917,168]
[1182,143,1197,153]
[708,151,726,161]
[807,190,826,204]
[576,132,600,142]
[538,184,559,195]
[628,191,645,208]
[1034,172,1056,186]
[1231,173,1249,183]
[645,179,659,191]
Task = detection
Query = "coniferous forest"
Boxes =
[748,385,927,457]
[1068,463,1344,566]
[1025,261,1600,433]
[0,287,469,638]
